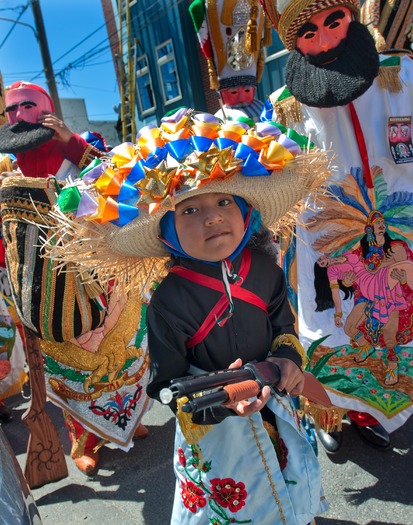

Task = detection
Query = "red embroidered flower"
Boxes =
[210,478,247,512]
[275,437,288,470]
[178,448,186,467]
[181,480,206,513]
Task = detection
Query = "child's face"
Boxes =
[174,193,245,262]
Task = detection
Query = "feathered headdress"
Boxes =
[309,165,413,256]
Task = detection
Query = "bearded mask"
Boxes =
[0,82,55,154]
[285,20,379,107]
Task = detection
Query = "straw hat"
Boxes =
[259,0,360,50]
[20,107,332,290]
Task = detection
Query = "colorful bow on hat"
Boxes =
[57,107,314,226]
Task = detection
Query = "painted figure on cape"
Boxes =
[259,0,413,452]
[314,211,413,383]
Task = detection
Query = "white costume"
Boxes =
[263,54,413,431]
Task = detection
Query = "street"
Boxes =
[2,392,412,525]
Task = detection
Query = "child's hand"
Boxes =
[224,358,271,416]
[266,356,304,397]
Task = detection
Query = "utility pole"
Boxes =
[30,0,63,119]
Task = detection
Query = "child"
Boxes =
[31,108,332,523]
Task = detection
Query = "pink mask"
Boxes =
[5,87,54,125]
[296,7,352,58]
[220,85,256,107]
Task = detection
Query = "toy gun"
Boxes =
[160,360,331,413]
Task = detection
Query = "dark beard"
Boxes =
[0,121,55,154]
[285,21,380,108]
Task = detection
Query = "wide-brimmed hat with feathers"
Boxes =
[11,107,333,292]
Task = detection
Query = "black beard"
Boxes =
[0,121,55,154]
[285,21,380,108]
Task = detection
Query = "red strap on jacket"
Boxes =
[169,250,268,348]
[349,102,373,189]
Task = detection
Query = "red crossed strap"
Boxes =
[169,249,268,348]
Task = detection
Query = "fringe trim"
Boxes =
[176,397,213,445]
[376,64,402,93]
[270,95,303,127]
[270,333,308,370]
[34,205,169,298]
[303,399,347,432]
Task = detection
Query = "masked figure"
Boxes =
[189,0,270,122]
[0,81,151,478]
[260,0,413,452]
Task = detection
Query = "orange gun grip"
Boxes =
[224,380,260,403]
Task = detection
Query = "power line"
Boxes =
[0,2,29,50]
[1,0,189,97]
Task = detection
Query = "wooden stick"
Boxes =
[22,327,68,489]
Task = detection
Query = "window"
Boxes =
[135,54,155,116]
[156,39,182,105]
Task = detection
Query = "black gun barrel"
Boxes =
[181,390,229,413]
[168,367,255,398]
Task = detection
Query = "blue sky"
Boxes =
[0,0,119,120]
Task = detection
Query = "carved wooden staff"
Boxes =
[22,327,68,489]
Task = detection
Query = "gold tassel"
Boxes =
[303,399,347,433]
[256,49,264,82]
[176,397,213,445]
[271,95,303,127]
[207,57,220,90]
[373,31,387,53]
[245,3,258,53]
[376,64,403,93]
[263,16,273,47]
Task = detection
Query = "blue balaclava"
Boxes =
[159,195,262,264]
[159,196,262,325]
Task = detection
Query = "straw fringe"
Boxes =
[37,148,333,294]
[34,207,168,296]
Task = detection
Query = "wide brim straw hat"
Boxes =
[259,0,360,51]
[19,107,333,291]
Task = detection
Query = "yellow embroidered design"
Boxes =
[176,396,213,445]
[249,416,286,525]
[271,333,308,370]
